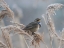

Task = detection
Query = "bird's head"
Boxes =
[34,18,41,27]
[34,18,41,22]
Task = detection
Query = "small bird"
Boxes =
[23,18,41,35]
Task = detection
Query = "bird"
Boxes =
[23,18,41,35]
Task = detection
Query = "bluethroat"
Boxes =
[23,18,41,35]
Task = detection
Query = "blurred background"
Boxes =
[1,0,64,48]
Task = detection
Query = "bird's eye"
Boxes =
[37,20,39,21]
[37,20,40,22]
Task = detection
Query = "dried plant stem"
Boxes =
[0,10,9,21]
[58,39,61,48]
[49,32,53,48]
[42,3,64,48]
[1,25,32,48]
[0,0,14,21]
[2,0,14,18]
[23,36,29,48]
[43,15,53,48]
[43,41,48,48]
[0,41,7,48]
[59,28,64,48]
[2,30,13,48]
[1,25,32,39]
[10,21,25,29]
[41,32,48,48]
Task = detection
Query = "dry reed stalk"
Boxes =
[42,3,64,48]
[58,39,61,48]
[10,21,25,29]
[1,25,32,39]
[0,41,7,48]
[1,25,33,48]
[58,28,64,48]
[31,33,48,48]
[1,29,13,48]
[0,0,14,20]
[23,36,30,48]
[61,28,64,42]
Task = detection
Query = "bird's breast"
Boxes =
[29,25,39,32]
[37,25,40,31]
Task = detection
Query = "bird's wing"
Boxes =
[24,22,38,30]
